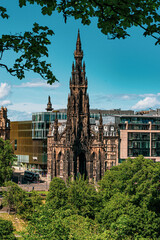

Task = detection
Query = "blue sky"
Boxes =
[1,0,160,120]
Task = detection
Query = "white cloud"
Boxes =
[7,102,67,121]
[121,95,130,100]
[8,102,46,113]
[8,110,32,121]
[139,93,156,98]
[0,83,11,99]
[0,100,11,106]
[13,79,60,89]
[132,97,160,110]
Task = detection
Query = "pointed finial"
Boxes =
[48,96,51,104]
[74,30,83,63]
[99,112,103,126]
[46,95,53,112]
[76,29,81,52]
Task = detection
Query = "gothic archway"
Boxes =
[90,152,95,179]
[79,152,86,178]
[91,152,97,181]
[57,151,61,176]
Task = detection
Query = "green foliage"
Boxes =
[46,177,68,209]
[23,206,101,240]
[19,0,160,45]
[100,156,160,207]
[61,214,100,240]
[98,156,160,238]
[22,206,70,239]
[3,181,42,219]
[46,176,101,218]
[67,176,102,219]
[0,4,57,84]
[1,0,160,82]
[22,177,103,239]
[1,0,160,83]
[11,157,160,239]
[0,218,16,240]
[98,192,160,239]
[0,138,14,186]
[3,181,25,213]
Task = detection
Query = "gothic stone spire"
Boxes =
[74,29,83,68]
[67,30,90,144]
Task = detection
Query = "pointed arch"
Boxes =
[91,152,97,179]
[57,151,62,176]
[79,152,86,178]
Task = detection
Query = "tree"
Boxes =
[0,3,56,84]
[20,0,160,45]
[0,218,16,240]
[1,1,160,83]
[22,205,102,240]
[46,176,102,219]
[0,138,14,186]
[98,156,160,239]
[3,181,42,218]
[2,181,26,213]
[66,176,102,219]
[46,177,68,209]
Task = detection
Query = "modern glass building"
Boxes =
[32,111,67,139]
[119,115,160,162]
[10,108,160,170]
[10,121,47,170]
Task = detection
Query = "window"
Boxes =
[104,126,108,131]
[15,139,17,150]
[105,161,107,171]
[110,126,114,131]
[95,126,98,131]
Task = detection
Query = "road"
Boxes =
[12,168,50,191]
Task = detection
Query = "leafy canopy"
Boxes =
[0,2,56,84]
[0,138,14,186]
[98,156,160,239]
[22,158,160,239]
[1,0,160,83]
[0,218,16,240]
[3,181,42,219]
[20,0,160,45]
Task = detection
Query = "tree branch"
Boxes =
[92,0,160,41]
[0,63,16,76]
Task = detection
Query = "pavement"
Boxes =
[12,167,50,191]
[18,181,49,192]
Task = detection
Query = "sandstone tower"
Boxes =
[47,31,119,182]
[0,107,10,140]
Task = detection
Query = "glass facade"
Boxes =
[32,112,120,140]
[128,133,150,157]
[32,112,67,139]
[10,121,47,170]
[119,116,160,159]
[120,116,155,124]
[151,133,160,157]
